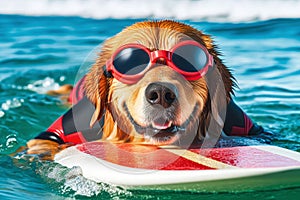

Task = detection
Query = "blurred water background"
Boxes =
[0,0,300,199]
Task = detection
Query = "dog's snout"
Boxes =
[145,82,177,108]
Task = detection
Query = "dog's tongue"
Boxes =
[152,121,172,130]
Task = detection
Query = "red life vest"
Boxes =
[34,77,265,145]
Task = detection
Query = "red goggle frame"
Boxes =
[105,40,214,84]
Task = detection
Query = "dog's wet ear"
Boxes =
[199,63,228,147]
[90,96,102,127]
[84,64,109,128]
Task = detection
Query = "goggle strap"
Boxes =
[103,65,113,78]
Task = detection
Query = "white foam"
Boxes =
[0,110,4,118]
[0,0,300,22]
[1,98,24,111]
[26,77,60,94]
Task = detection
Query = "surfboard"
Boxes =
[54,141,300,192]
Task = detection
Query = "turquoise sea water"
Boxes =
[0,14,300,199]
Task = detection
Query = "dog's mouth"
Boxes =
[145,119,183,144]
[123,103,199,145]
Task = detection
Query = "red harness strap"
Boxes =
[45,77,89,144]
[45,116,88,144]
[68,77,85,105]
[36,76,103,145]
[230,113,254,136]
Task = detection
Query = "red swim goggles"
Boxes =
[105,40,213,84]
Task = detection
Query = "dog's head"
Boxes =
[85,20,235,146]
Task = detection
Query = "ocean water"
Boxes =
[1,0,300,199]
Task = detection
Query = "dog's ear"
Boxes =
[84,36,118,128]
[90,94,102,127]
[84,64,109,128]
[198,63,228,147]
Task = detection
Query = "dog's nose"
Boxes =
[145,82,177,108]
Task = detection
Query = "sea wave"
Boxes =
[1,0,300,22]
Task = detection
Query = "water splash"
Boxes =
[0,98,24,120]
[0,125,20,154]
[34,161,132,198]
[1,98,24,111]
[25,77,60,94]
[1,0,300,22]
[0,110,4,118]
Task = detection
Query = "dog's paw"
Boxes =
[46,84,73,104]
[46,84,73,96]
[26,139,72,160]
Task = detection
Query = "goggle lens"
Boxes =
[172,44,208,73]
[113,47,150,75]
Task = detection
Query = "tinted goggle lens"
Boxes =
[172,44,208,72]
[113,47,150,75]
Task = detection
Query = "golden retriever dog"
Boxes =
[25,20,264,160]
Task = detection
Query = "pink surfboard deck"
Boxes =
[54,142,300,192]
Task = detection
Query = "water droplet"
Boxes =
[1,102,9,111]
[0,110,5,118]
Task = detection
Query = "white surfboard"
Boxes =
[54,142,300,192]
